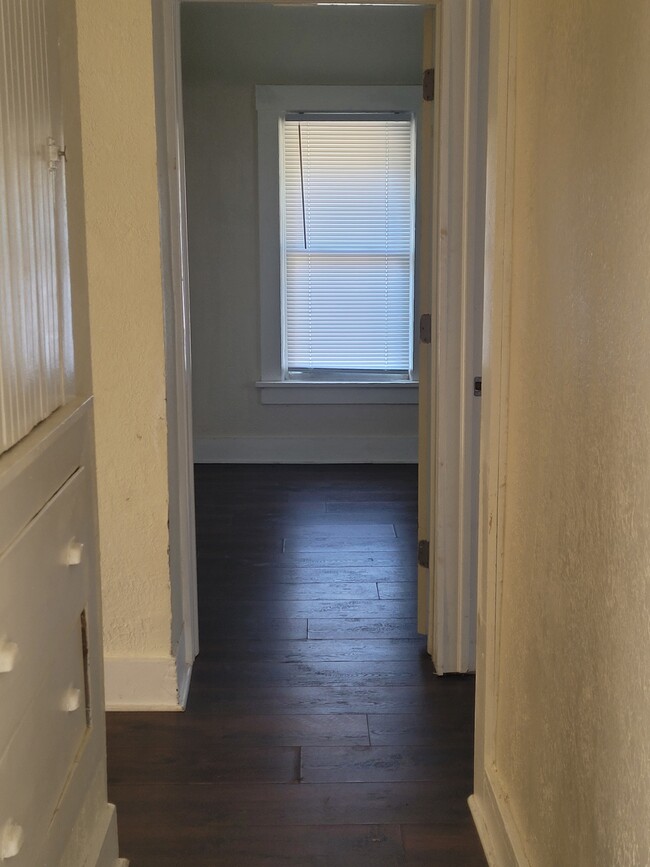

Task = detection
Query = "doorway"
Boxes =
[170,0,488,674]
[160,0,489,692]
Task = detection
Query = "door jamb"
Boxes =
[468,0,529,862]
[426,0,488,674]
[157,0,200,666]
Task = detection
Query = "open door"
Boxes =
[417,7,437,639]
[417,0,489,674]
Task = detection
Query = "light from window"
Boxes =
[280,115,416,380]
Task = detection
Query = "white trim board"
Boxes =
[194,435,417,464]
[256,381,418,405]
[424,0,488,676]
[472,0,527,865]
[93,807,122,867]
[153,0,200,665]
[104,626,193,711]
[468,770,529,867]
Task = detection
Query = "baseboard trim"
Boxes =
[104,626,194,711]
[469,768,530,867]
[91,804,120,867]
[193,435,418,464]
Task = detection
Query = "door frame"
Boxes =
[468,0,529,861]
[419,0,489,674]
[157,0,488,676]
[156,0,200,667]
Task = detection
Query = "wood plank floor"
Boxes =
[107,464,486,866]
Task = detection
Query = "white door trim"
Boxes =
[426,0,488,674]
[417,7,436,636]
[468,0,530,862]
[156,0,199,662]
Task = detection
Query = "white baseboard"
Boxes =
[104,625,194,711]
[468,769,530,867]
[194,435,418,464]
[93,806,120,867]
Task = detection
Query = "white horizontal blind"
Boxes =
[281,117,415,376]
[0,0,67,455]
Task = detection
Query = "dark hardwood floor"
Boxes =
[107,464,486,866]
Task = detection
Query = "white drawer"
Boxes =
[0,616,88,866]
[0,469,89,751]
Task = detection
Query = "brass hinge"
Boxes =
[418,539,430,569]
[422,68,435,102]
[419,313,432,345]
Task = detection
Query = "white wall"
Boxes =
[474,0,650,863]
[75,0,189,709]
[181,5,424,463]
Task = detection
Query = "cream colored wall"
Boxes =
[489,0,650,863]
[74,0,180,691]
[181,5,423,460]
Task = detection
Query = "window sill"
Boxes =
[256,380,419,405]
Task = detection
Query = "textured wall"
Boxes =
[181,6,422,450]
[74,0,173,657]
[494,0,650,863]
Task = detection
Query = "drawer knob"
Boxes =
[0,820,24,858]
[0,640,18,674]
[61,686,82,712]
[66,540,84,566]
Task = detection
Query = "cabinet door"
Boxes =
[0,0,72,454]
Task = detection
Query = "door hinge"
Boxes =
[474,376,482,396]
[418,539,430,569]
[419,313,432,345]
[47,136,67,173]
[422,68,435,102]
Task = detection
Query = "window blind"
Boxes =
[281,117,416,377]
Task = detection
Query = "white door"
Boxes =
[417,0,489,674]
[417,7,437,639]
[0,1,121,863]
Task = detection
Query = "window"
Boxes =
[282,115,415,381]
[256,86,420,404]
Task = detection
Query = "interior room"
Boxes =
[183,3,423,465]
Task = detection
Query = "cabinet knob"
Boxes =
[61,686,81,712]
[0,640,18,674]
[65,540,84,566]
[0,820,24,859]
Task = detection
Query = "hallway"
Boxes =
[107,464,485,865]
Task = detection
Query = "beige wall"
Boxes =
[181,5,423,461]
[485,0,650,863]
[74,0,185,706]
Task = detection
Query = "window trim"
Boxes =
[256,85,421,405]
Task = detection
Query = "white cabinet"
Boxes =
[0,470,88,749]
[0,405,121,867]
[0,0,121,862]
